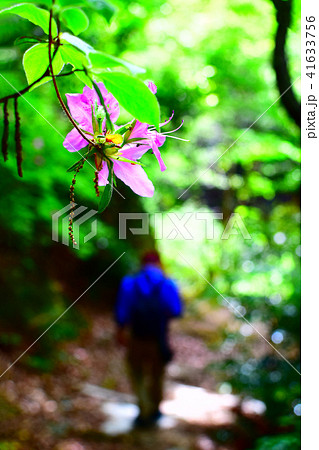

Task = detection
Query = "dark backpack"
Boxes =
[130,275,166,339]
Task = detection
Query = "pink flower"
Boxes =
[63,81,183,198]
[63,82,119,152]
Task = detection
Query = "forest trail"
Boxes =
[0,306,268,449]
[82,380,265,434]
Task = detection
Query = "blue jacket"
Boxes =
[115,264,183,328]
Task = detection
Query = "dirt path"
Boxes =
[0,306,268,449]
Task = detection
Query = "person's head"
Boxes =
[141,250,161,267]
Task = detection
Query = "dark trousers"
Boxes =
[127,336,165,420]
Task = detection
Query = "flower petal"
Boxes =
[154,132,166,147]
[113,161,154,197]
[98,161,109,186]
[119,143,150,161]
[149,133,166,171]
[151,142,166,171]
[129,120,148,140]
[65,93,91,127]
[63,127,88,152]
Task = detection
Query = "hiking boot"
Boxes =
[133,410,162,428]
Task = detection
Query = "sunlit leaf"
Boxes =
[58,0,116,22]
[0,3,57,35]
[60,44,90,69]
[60,32,94,54]
[97,72,160,128]
[74,70,93,87]
[89,51,145,75]
[23,43,64,88]
[60,8,89,35]
[60,37,93,86]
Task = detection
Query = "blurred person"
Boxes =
[115,250,183,426]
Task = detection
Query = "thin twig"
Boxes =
[48,1,97,148]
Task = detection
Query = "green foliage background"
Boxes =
[0,0,300,448]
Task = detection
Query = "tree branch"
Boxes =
[271,0,301,128]
[0,69,83,103]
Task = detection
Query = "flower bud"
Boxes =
[95,105,106,122]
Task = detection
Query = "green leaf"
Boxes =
[0,3,57,35]
[23,43,64,88]
[58,0,116,22]
[60,42,93,86]
[60,8,89,35]
[97,72,160,128]
[74,70,93,87]
[84,0,115,23]
[60,32,94,54]
[98,164,113,213]
[14,36,46,46]
[89,51,145,75]
[60,44,89,69]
